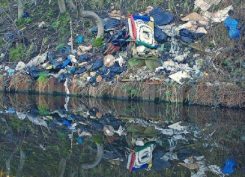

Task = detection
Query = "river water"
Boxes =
[0,93,244,177]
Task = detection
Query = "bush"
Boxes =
[9,44,25,61]
[37,72,49,84]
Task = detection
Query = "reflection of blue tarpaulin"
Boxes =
[179,29,205,43]
[149,7,174,26]
[154,26,168,43]
[222,159,237,175]
[224,17,240,39]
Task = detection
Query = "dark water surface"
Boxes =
[0,93,244,177]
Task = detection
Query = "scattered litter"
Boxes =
[127,142,155,172]
[15,61,26,71]
[222,159,237,175]
[169,71,191,85]
[224,10,240,39]
[194,0,222,12]
[26,52,48,67]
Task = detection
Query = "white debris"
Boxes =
[115,55,125,67]
[15,61,26,71]
[69,55,77,64]
[16,112,26,120]
[169,71,191,85]
[161,152,178,161]
[38,21,46,28]
[114,125,126,136]
[103,125,115,136]
[194,0,222,12]
[203,5,233,23]
[26,113,48,128]
[26,52,48,67]
[104,54,116,67]
[135,138,145,146]
[168,121,186,131]
[64,78,70,95]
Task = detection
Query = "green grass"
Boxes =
[9,44,25,61]
[37,72,49,84]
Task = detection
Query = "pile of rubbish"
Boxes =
[0,99,238,175]
[0,0,241,88]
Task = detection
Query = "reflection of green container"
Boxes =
[127,142,156,171]
[128,57,159,71]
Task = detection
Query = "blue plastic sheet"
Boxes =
[90,59,103,71]
[75,35,84,44]
[111,29,129,47]
[154,26,168,43]
[224,17,241,39]
[78,54,91,62]
[149,8,174,26]
[104,18,121,31]
[222,159,237,175]
[179,29,205,43]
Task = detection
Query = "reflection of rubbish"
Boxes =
[222,159,237,175]
[194,0,221,12]
[203,5,233,23]
[181,12,207,23]
[153,151,172,171]
[103,125,125,136]
[179,28,205,43]
[76,136,84,144]
[180,156,224,177]
[64,78,70,95]
[169,71,191,85]
[162,152,178,161]
[81,143,104,169]
[26,113,48,128]
[224,15,240,39]
[127,142,155,172]
[168,121,186,131]
[149,7,174,26]
[179,157,199,170]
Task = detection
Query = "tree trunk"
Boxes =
[17,0,24,19]
[120,0,127,16]
[58,0,66,13]
[80,10,104,39]
[66,0,76,11]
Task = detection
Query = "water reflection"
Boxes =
[0,93,244,177]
